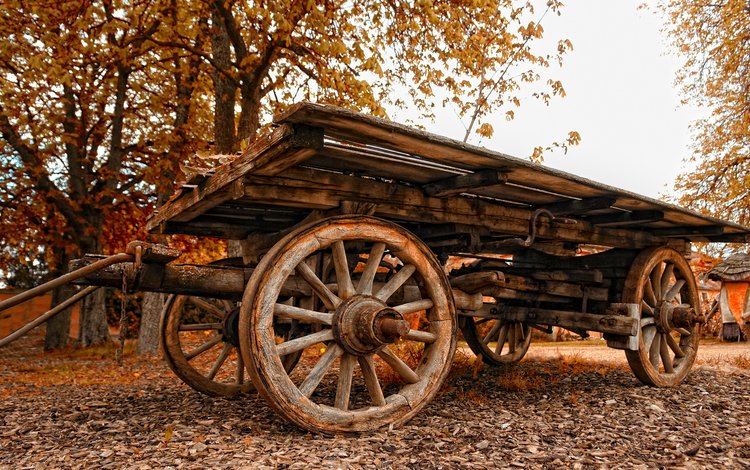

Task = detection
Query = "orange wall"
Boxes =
[0,290,80,338]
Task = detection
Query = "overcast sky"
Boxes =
[408,0,705,199]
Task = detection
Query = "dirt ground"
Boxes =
[1,332,750,469]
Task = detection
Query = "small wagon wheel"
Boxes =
[239,216,456,433]
[160,294,251,396]
[623,246,701,387]
[461,314,531,365]
[160,260,303,397]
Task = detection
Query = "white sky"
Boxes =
[402,0,705,199]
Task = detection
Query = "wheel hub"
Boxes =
[332,295,411,356]
[655,301,698,333]
[222,307,241,347]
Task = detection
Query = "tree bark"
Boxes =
[44,248,74,349]
[44,283,74,350]
[138,291,165,354]
[77,287,110,346]
[76,234,111,347]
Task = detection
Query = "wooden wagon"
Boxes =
[2,103,749,433]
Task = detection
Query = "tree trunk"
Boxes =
[44,283,74,350]
[44,249,73,349]
[76,235,111,347]
[138,291,165,355]
[77,287,110,346]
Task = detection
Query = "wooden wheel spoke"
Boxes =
[357,242,386,295]
[648,329,661,369]
[207,343,233,380]
[650,264,663,300]
[494,324,508,355]
[179,322,223,331]
[482,320,503,345]
[299,344,344,398]
[660,264,674,298]
[659,334,674,373]
[335,354,356,410]
[664,333,685,358]
[664,279,686,303]
[404,329,437,343]
[375,264,416,301]
[185,336,222,361]
[518,323,526,341]
[236,351,245,385]
[296,262,341,310]
[474,317,493,326]
[378,347,420,384]
[393,299,433,315]
[332,241,356,300]
[275,329,334,357]
[358,355,386,406]
[508,322,517,354]
[274,303,333,325]
[641,317,655,327]
[188,297,227,320]
[641,301,654,317]
[643,280,658,308]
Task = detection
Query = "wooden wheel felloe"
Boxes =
[461,316,531,365]
[623,246,701,387]
[239,216,456,433]
[160,295,302,397]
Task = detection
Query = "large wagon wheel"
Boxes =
[461,314,531,365]
[239,216,456,433]
[623,246,701,387]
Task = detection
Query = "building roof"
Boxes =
[708,253,750,281]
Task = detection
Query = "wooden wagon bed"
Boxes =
[146,102,750,253]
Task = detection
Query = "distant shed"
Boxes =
[708,254,750,341]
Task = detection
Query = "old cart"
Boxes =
[2,103,749,433]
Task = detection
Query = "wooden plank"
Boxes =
[275,102,750,236]
[240,167,671,249]
[466,304,639,336]
[585,210,665,227]
[423,170,508,197]
[146,124,323,231]
[539,196,617,216]
[648,225,725,237]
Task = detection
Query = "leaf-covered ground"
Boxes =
[1,332,750,469]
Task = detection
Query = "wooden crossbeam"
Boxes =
[538,196,617,216]
[423,170,508,197]
[585,210,665,227]
[649,225,725,237]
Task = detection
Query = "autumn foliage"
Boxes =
[663,0,750,238]
[0,0,576,347]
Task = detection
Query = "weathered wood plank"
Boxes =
[274,102,750,237]
[539,197,617,216]
[423,170,508,197]
[146,124,323,231]
[240,168,671,249]
[585,210,665,227]
[465,304,639,336]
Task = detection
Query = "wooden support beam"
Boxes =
[240,168,670,250]
[69,257,312,299]
[423,170,508,197]
[464,303,639,336]
[648,225,725,237]
[146,124,324,230]
[585,210,665,227]
[539,196,617,216]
